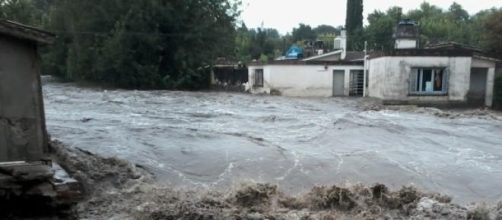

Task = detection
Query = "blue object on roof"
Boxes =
[285,45,303,59]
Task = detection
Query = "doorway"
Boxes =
[333,70,345,96]
[349,70,364,96]
[468,68,488,106]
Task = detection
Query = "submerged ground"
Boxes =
[42,77,502,205]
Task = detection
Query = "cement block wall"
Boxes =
[368,56,473,103]
[249,64,364,97]
[472,58,496,107]
[0,36,48,162]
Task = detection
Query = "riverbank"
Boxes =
[39,140,500,219]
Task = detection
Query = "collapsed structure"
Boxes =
[248,20,500,107]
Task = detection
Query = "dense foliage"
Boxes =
[345,0,364,50]
[234,24,283,63]
[234,23,340,63]
[1,0,240,90]
[0,0,501,97]
[364,2,498,52]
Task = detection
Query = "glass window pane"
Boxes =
[434,69,443,92]
[422,69,432,92]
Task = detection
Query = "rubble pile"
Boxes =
[0,161,82,218]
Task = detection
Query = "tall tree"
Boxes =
[481,9,502,57]
[345,0,364,50]
[365,7,402,51]
[292,23,316,42]
[40,0,241,89]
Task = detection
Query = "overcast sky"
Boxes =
[240,0,502,34]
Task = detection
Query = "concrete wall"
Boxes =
[472,58,496,107]
[469,68,488,99]
[0,36,47,162]
[395,39,417,49]
[249,64,363,97]
[368,56,473,103]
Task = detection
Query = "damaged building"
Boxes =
[211,58,248,91]
[248,20,500,107]
[0,20,53,163]
[0,20,81,217]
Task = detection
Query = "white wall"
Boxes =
[248,64,363,97]
[395,39,417,49]
[368,56,472,102]
[486,67,495,107]
[471,58,496,107]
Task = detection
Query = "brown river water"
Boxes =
[42,76,502,204]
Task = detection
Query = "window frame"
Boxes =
[409,67,449,96]
[254,69,264,87]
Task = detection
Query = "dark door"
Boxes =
[468,68,488,105]
[333,70,345,96]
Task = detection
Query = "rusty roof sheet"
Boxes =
[0,20,55,44]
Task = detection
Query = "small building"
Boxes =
[211,58,248,91]
[248,20,499,108]
[248,31,366,97]
[367,20,500,107]
[0,20,54,163]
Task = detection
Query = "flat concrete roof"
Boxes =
[248,60,364,67]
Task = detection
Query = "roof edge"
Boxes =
[0,20,55,44]
[302,50,342,61]
[248,60,364,66]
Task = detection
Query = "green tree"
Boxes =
[481,9,502,57]
[40,0,241,89]
[365,8,401,51]
[235,25,282,62]
[364,2,487,51]
[345,0,364,50]
[448,2,469,21]
[0,0,40,24]
[292,23,316,42]
[313,25,339,35]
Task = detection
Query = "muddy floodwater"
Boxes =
[42,77,502,204]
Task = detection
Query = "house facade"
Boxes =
[0,20,54,163]
[248,31,367,97]
[249,61,364,97]
[366,20,499,107]
[367,51,497,107]
[248,20,499,108]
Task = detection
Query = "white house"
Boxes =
[366,20,499,107]
[248,20,499,107]
[248,31,366,97]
